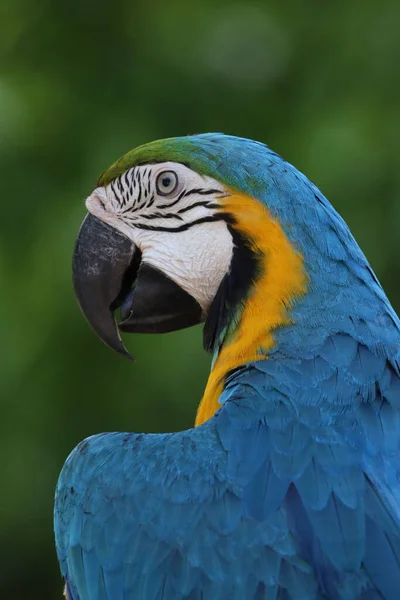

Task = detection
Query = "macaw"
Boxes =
[54,134,400,600]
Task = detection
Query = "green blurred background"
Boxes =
[1,0,399,597]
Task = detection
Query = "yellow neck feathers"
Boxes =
[195,191,308,426]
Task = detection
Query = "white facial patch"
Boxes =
[86,162,234,312]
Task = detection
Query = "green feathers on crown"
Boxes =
[98,136,213,187]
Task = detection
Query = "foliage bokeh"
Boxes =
[1,1,399,598]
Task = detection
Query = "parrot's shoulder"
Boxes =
[55,422,230,557]
[54,422,247,599]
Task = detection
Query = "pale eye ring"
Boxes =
[156,170,178,196]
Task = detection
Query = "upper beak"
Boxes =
[72,214,137,358]
[72,214,203,358]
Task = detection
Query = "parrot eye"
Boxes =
[156,170,178,196]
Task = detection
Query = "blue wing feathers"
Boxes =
[294,458,332,511]
[243,457,289,520]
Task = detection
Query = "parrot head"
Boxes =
[74,133,282,360]
[74,158,238,359]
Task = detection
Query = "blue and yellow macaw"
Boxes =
[54,134,400,599]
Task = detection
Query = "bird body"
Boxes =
[55,134,400,599]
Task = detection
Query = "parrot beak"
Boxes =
[72,214,203,358]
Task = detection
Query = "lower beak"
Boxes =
[72,214,203,358]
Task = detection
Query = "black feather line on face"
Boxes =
[111,181,118,204]
[134,214,225,232]
[157,188,187,210]
[203,222,262,353]
[139,212,184,221]
[147,193,156,208]
[147,171,152,195]
[123,170,130,203]
[181,188,222,198]
[136,171,142,206]
[177,200,216,214]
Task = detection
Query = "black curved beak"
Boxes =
[72,214,203,358]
